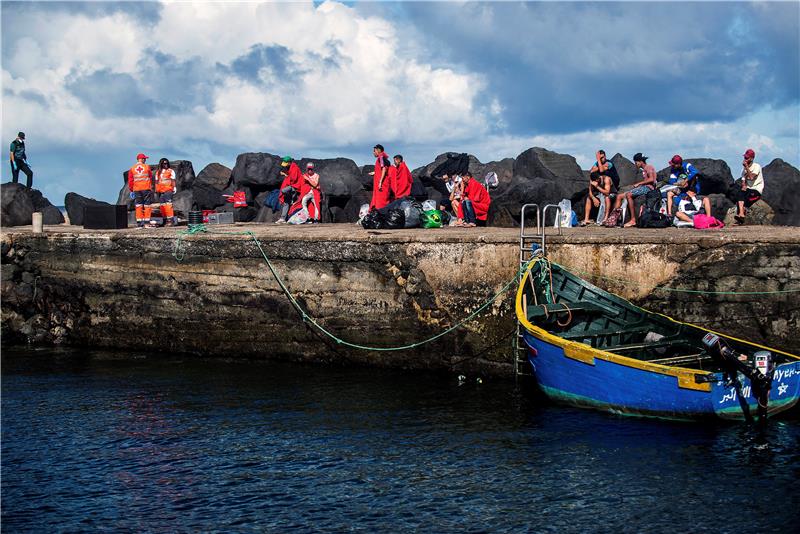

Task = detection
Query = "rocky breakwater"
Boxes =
[1,183,64,227]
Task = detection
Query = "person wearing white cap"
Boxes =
[300,162,322,223]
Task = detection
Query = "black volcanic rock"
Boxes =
[64,192,112,226]
[192,183,227,210]
[359,165,374,190]
[513,147,584,185]
[195,163,232,190]
[1,183,35,226]
[172,190,193,218]
[297,157,362,198]
[762,158,800,226]
[610,153,639,188]
[231,153,283,189]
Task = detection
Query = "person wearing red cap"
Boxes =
[300,162,322,223]
[392,155,413,199]
[128,153,153,227]
[665,154,700,216]
[369,144,391,210]
[735,149,764,224]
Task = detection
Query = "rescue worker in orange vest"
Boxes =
[369,144,391,210]
[154,158,177,226]
[392,154,413,199]
[128,153,154,227]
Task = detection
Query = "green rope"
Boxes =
[552,261,800,295]
[172,223,530,351]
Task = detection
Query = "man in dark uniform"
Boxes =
[9,132,33,188]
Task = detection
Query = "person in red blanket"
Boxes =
[455,172,491,227]
[369,144,391,209]
[392,154,413,199]
[276,155,303,224]
[300,162,322,223]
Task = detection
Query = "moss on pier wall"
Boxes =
[2,226,798,376]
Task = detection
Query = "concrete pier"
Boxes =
[2,224,798,376]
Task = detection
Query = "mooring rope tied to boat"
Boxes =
[550,261,800,296]
[173,224,532,351]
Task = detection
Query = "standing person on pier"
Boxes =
[300,162,322,223]
[276,156,303,224]
[9,132,33,188]
[154,158,177,226]
[369,144,391,210]
[392,155,413,199]
[128,153,154,228]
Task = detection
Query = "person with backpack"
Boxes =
[734,148,764,224]
[617,153,657,227]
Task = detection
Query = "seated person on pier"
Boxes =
[664,155,700,207]
[672,190,711,226]
[438,173,462,216]
[455,172,491,227]
[735,148,764,224]
[580,172,613,226]
[614,152,657,227]
[666,174,701,217]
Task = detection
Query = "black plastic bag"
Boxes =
[384,208,406,229]
[360,210,386,229]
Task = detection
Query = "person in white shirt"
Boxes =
[735,148,765,224]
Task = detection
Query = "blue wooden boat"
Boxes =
[515,257,800,421]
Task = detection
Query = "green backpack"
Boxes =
[420,209,443,228]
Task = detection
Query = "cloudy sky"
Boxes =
[2,1,798,204]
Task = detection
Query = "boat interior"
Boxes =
[520,261,796,371]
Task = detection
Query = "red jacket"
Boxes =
[279,162,303,203]
[393,162,413,199]
[370,153,392,209]
[457,179,491,220]
[299,172,322,220]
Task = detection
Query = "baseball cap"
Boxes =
[633,152,648,162]
[17,132,25,139]
[743,148,756,159]
[670,155,683,165]
[137,153,148,160]
[306,162,315,169]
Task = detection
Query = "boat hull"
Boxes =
[523,332,800,421]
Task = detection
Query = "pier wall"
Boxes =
[2,226,798,376]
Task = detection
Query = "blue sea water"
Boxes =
[2,347,799,532]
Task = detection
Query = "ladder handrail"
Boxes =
[540,204,562,254]
[519,203,541,239]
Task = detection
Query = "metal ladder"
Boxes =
[514,204,562,377]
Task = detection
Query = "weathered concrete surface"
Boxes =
[2,224,798,377]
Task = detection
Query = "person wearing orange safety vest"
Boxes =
[392,154,413,199]
[154,158,177,226]
[128,153,154,227]
[369,144,391,210]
